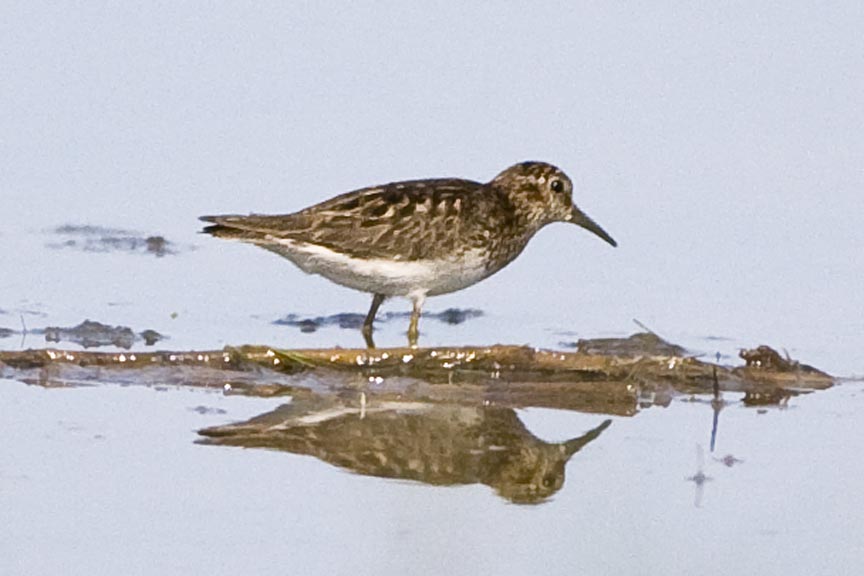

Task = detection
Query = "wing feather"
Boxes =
[201,178,497,260]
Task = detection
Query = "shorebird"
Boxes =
[201,161,616,347]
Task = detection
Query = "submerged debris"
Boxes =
[139,329,163,346]
[42,320,165,349]
[424,308,484,325]
[569,332,688,357]
[273,308,483,333]
[274,312,366,331]
[46,224,183,257]
[740,345,812,372]
[715,454,744,467]
[189,406,227,415]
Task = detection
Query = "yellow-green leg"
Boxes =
[407,294,425,348]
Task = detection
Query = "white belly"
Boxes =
[266,238,493,298]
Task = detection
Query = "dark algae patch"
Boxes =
[46,224,183,257]
[273,308,483,333]
[43,320,165,349]
[566,332,688,357]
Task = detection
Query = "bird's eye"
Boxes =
[549,179,563,193]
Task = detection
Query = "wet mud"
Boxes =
[563,331,689,357]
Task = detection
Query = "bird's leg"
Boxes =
[362,293,385,349]
[407,294,425,348]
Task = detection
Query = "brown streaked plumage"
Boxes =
[201,161,616,347]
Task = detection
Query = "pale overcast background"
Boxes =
[2,4,864,576]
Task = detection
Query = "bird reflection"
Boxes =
[199,398,611,504]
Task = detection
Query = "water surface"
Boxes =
[2,2,863,575]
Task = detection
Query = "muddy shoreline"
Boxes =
[0,333,834,414]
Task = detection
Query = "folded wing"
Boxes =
[201,178,491,261]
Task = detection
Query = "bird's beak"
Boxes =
[567,205,617,247]
[562,419,612,457]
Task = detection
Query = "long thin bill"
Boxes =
[569,206,617,247]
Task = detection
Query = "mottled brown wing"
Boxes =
[202,178,500,260]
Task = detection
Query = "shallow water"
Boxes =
[3,378,863,576]
[3,3,864,575]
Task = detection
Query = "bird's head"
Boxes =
[491,161,617,247]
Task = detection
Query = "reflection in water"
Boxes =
[710,362,723,452]
[687,445,712,508]
[200,399,611,504]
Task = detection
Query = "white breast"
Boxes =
[266,237,493,298]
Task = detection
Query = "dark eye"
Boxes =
[549,179,563,193]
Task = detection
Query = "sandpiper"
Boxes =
[201,161,616,347]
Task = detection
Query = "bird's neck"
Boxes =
[495,186,547,237]
[481,191,545,270]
